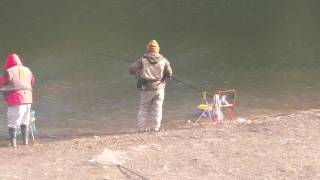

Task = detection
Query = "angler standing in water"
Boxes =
[129,40,173,132]
[0,53,35,148]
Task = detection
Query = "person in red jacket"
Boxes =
[0,53,35,148]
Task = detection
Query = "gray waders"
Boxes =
[8,127,17,148]
[20,124,29,145]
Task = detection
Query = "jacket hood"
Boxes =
[4,53,22,69]
[143,52,163,64]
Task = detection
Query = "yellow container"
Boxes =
[197,104,210,111]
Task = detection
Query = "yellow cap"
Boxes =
[146,40,160,53]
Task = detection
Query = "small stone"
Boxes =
[237,118,246,123]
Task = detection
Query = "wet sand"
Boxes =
[0,109,319,180]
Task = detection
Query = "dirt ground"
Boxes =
[0,109,319,180]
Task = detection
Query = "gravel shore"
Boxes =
[0,109,319,180]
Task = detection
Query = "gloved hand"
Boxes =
[162,75,172,82]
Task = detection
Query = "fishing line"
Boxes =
[95,52,213,97]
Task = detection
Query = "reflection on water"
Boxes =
[0,0,320,138]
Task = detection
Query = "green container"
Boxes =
[30,110,36,133]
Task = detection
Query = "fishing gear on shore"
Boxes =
[30,110,37,142]
[194,91,213,123]
[193,90,238,123]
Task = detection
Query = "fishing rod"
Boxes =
[170,77,212,97]
[95,52,213,97]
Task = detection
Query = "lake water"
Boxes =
[0,0,320,139]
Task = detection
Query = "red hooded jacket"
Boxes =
[0,54,35,106]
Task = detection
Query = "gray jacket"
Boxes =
[129,52,173,90]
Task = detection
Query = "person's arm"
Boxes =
[164,59,173,79]
[0,71,9,87]
[31,73,35,87]
[128,58,143,77]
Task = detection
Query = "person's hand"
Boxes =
[162,75,171,82]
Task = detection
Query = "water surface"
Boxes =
[0,0,320,138]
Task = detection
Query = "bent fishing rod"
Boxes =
[95,53,213,97]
